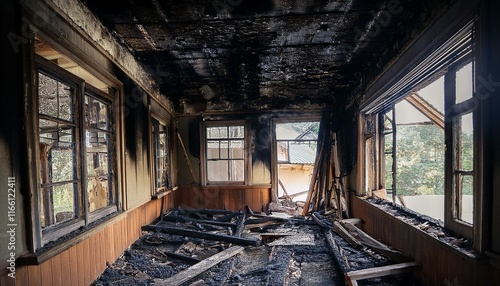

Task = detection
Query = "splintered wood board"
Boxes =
[155,246,245,286]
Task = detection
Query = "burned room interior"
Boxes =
[1,0,500,285]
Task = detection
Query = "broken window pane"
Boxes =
[53,183,76,223]
[86,96,109,131]
[38,72,73,121]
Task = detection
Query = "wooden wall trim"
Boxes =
[175,187,271,212]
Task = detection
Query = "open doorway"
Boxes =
[273,121,320,203]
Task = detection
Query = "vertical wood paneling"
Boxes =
[82,239,91,285]
[26,264,41,286]
[15,264,28,286]
[76,241,85,286]
[39,261,52,286]
[88,235,96,280]
[176,187,272,211]
[59,249,71,286]
[1,275,14,286]
[68,242,79,286]
[50,254,62,286]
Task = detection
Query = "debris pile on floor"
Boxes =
[92,207,420,286]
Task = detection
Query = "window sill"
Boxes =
[17,211,126,266]
[362,197,485,262]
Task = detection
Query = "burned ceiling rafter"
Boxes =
[80,0,451,114]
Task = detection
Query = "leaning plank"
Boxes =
[340,222,392,251]
[341,222,409,262]
[346,262,420,284]
[155,246,245,286]
[142,225,260,246]
[333,221,362,249]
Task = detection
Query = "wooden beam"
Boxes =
[154,246,245,286]
[346,262,420,284]
[405,93,444,129]
[142,225,260,246]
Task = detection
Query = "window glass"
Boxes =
[205,125,245,183]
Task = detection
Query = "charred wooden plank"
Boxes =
[266,246,293,286]
[234,213,246,238]
[154,246,245,286]
[312,212,350,277]
[162,214,237,228]
[346,262,420,285]
[155,248,201,264]
[142,225,260,246]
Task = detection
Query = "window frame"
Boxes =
[34,55,119,248]
[362,54,479,242]
[150,116,172,195]
[83,85,118,224]
[200,121,250,186]
[444,58,477,239]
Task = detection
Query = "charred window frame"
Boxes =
[360,21,481,243]
[35,56,118,248]
[200,121,248,186]
[151,118,172,194]
[445,58,476,239]
[84,87,117,222]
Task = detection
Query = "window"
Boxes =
[361,24,478,240]
[38,71,80,229]
[152,119,171,193]
[202,123,247,185]
[446,60,475,228]
[85,93,115,213]
[35,53,117,247]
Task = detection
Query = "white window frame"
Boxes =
[200,121,250,186]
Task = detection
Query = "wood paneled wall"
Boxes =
[175,186,271,212]
[0,196,171,286]
[351,196,500,285]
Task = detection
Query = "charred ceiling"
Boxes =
[79,0,451,113]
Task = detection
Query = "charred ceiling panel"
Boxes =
[80,0,451,113]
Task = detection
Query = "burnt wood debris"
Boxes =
[93,206,421,285]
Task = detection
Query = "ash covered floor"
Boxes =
[92,206,419,286]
